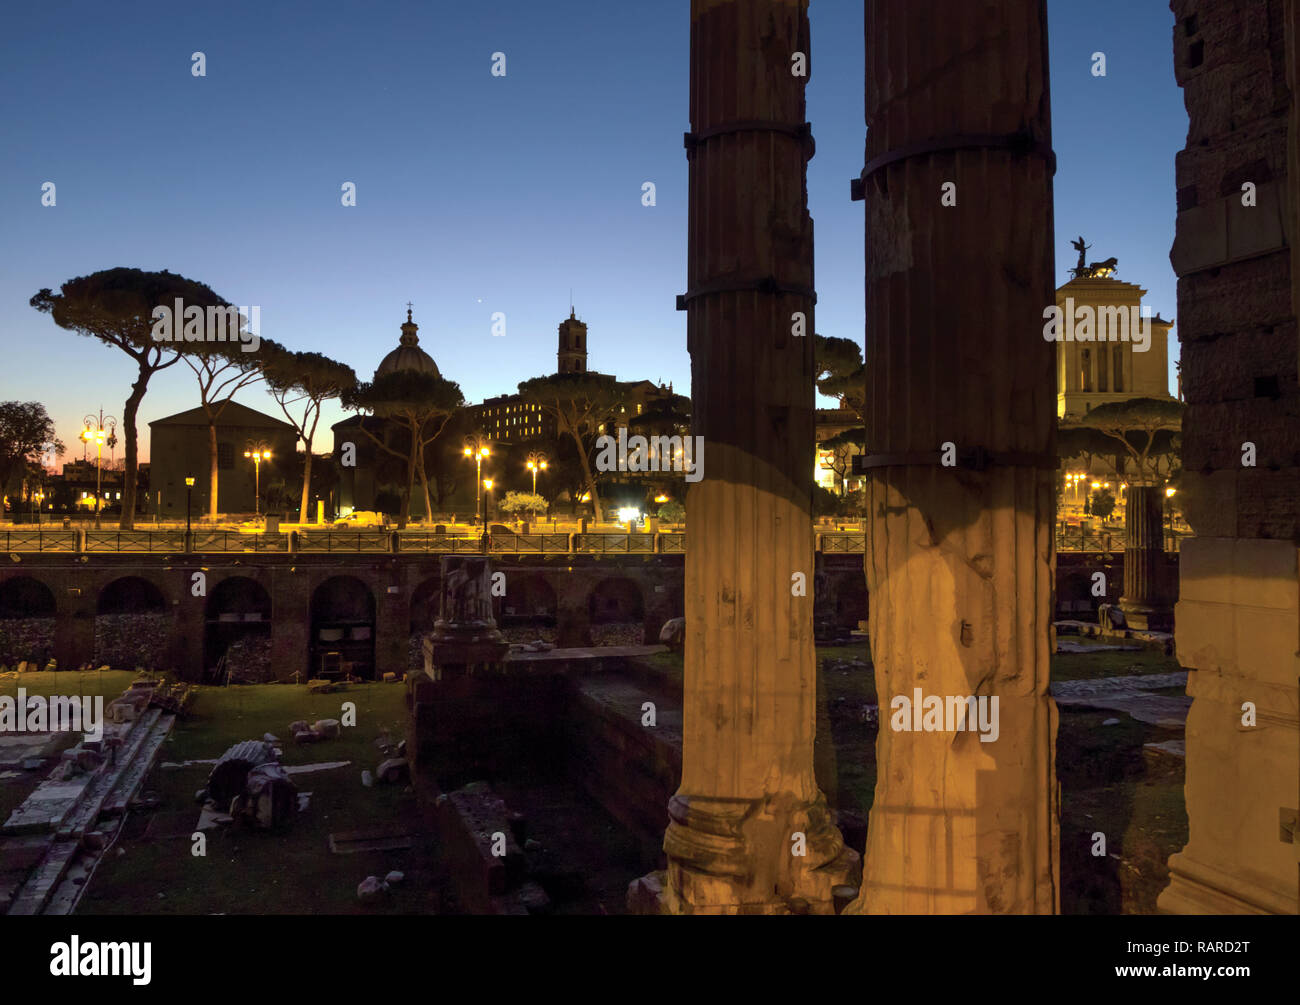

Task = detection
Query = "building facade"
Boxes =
[1054,274,1175,419]
[149,401,297,517]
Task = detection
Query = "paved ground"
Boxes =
[1051,671,1191,729]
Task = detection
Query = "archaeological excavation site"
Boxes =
[0,0,1296,988]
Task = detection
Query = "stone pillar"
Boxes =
[656,0,854,915]
[554,586,592,649]
[271,570,310,682]
[375,576,408,679]
[1118,484,1171,630]
[55,602,95,672]
[1160,0,1300,915]
[848,0,1059,914]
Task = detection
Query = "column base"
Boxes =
[1117,598,1174,632]
[1159,852,1297,915]
[629,792,860,914]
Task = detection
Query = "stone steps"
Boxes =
[55,708,162,840]
[5,839,79,915]
[4,706,174,915]
[101,713,174,816]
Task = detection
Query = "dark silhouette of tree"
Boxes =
[814,334,865,421]
[819,425,864,495]
[264,349,356,523]
[1070,398,1183,484]
[30,268,229,528]
[517,373,625,521]
[181,327,285,521]
[344,370,463,528]
[0,402,63,513]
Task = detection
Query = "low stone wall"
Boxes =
[0,618,56,667]
[566,674,682,864]
[93,614,171,669]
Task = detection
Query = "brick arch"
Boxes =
[205,575,272,681]
[501,571,557,622]
[587,576,646,648]
[0,575,58,667]
[310,574,376,679]
[0,575,57,618]
[97,575,167,614]
[95,574,171,669]
[410,574,442,633]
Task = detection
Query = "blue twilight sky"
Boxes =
[0,0,1186,462]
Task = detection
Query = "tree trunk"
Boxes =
[208,419,220,520]
[570,427,601,522]
[399,426,416,529]
[119,367,149,530]
[298,439,313,524]
[417,448,435,525]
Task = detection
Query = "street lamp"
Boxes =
[79,410,117,529]
[463,435,491,526]
[481,477,494,553]
[185,476,195,542]
[244,444,272,515]
[526,452,548,494]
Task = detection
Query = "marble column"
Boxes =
[848,0,1060,914]
[657,0,855,914]
[1118,484,1171,630]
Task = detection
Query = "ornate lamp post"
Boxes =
[185,476,195,548]
[79,410,117,529]
[480,477,494,553]
[462,435,491,526]
[243,444,272,515]
[526,452,548,495]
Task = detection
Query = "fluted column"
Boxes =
[849,0,1060,914]
[659,0,854,914]
[1119,484,1171,629]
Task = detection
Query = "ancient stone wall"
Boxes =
[1163,0,1300,914]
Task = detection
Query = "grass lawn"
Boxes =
[1051,636,1179,681]
[59,679,435,915]
[0,671,137,824]
[7,631,1188,915]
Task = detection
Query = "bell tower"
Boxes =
[557,309,587,374]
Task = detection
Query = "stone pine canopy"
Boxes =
[374,308,441,380]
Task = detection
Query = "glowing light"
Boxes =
[618,507,641,524]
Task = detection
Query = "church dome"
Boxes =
[374,308,440,379]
